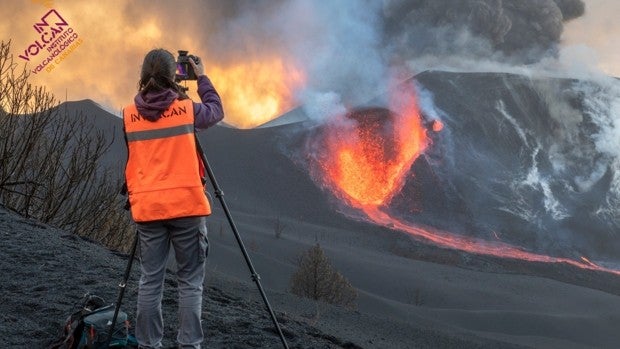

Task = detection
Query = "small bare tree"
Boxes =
[290,243,357,309]
[0,40,133,251]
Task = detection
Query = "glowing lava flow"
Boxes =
[366,207,620,276]
[314,85,620,276]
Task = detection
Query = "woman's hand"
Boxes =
[189,56,204,77]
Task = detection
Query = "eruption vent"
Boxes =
[317,87,429,209]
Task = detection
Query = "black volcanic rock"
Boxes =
[0,204,362,348]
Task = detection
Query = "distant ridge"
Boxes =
[257,106,308,128]
[56,99,119,117]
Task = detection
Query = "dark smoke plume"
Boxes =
[383,0,585,63]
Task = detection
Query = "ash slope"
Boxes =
[0,205,360,349]
[395,71,620,261]
[0,205,534,349]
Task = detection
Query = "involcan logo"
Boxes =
[18,8,84,74]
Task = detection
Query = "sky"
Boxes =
[561,0,620,77]
[1,0,619,128]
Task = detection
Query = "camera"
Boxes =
[176,50,199,81]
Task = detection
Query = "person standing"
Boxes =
[123,48,223,349]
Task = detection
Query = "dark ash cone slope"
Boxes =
[390,71,620,260]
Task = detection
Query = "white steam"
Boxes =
[299,90,346,123]
[210,0,388,123]
[281,1,387,121]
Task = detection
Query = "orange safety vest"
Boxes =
[123,99,211,222]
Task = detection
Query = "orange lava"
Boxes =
[319,87,428,208]
[431,119,444,132]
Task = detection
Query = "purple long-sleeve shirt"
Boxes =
[134,75,224,129]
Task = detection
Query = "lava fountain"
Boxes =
[316,87,429,209]
[309,82,620,276]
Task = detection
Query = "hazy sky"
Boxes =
[2,0,619,128]
[562,0,620,76]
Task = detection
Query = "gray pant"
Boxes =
[135,216,209,349]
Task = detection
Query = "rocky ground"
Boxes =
[0,205,363,349]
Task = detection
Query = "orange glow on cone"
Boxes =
[207,57,305,129]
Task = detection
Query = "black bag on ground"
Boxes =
[48,294,129,349]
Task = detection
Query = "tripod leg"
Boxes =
[106,229,139,348]
[195,134,290,349]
